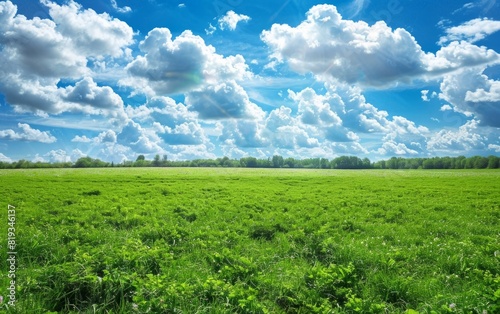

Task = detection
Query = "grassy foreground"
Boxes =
[0,168,498,313]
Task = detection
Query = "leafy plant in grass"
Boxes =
[305,263,357,306]
[195,277,267,313]
[209,248,258,284]
[481,270,500,313]
[26,262,135,312]
[132,274,195,313]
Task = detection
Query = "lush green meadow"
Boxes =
[0,168,498,313]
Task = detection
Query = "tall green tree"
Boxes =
[153,154,161,166]
[272,155,284,168]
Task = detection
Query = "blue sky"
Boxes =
[0,0,499,163]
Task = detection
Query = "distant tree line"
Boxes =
[1,154,499,169]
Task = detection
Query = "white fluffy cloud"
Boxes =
[430,41,499,73]
[117,120,164,154]
[186,81,264,120]
[124,28,209,95]
[261,4,500,87]
[0,1,87,79]
[2,77,126,118]
[44,149,72,163]
[166,143,217,161]
[156,122,206,145]
[0,123,56,143]
[124,28,261,121]
[124,28,252,94]
[215,82,432,157]
[72,130,117,143]
[465,80,500,102]
[218,11,251,31]
[421,90,430,101]
[36,149,86,163]
[427,119,487,152]
[289,88,342,126]
[125,96,210,146]
[42,0,133,57]
[439,67,500,127]
[61,77,125,114]
[71,135,92,143]
[0,1,132,117]
[377,140,419,156]
[262,106,316,149]
[111,0,131,13]
[127,96,195,127]
[261,5,426,87]
[439,18,500,45]
[488,144,500,152]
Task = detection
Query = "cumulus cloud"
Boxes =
[62,77,124,111]
[261,4,500,87]
[377,140,419,155]
[440,104,453,111]
[465,80,500,102]
[261,5,426,87]
[157,122,206,145]
[117,120,164,154]
[0,1,132,117]
[381,116,429,155]
[123,29,260,122]
[218,11,251,31]
[215,81,432,157]
[2,77,126,118]
[42,0,134,57]
[427,119,487,152]
[0,123,57,143]
[219,119,269,148]
[439,18,500,45]
[111,0,131,13]
[205,23,216,35]
[124,28,251,96]
[124,29,208,95]
[261,106,317,149]
[166,143,217,161]
[186,81,264,120]
[422,90,438,101]
[98,143,131,163]
[439,67,500,127]
[139,96,196,127]
[384,116,429,140]
[123,96,212,148]
[488,144,500,152]
[97,130,118,143]
[44,149,71,163]
[429,41,499,73]
[421,90,430,101]
[287,87,362,144]
[263,96,316,147]
[71,135,92,143]
[288,87,342,126]
[41,149,86,163]
[0,1,86,79]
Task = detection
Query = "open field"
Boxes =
[0,168,499,313]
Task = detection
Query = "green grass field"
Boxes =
[0,168,499,313]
